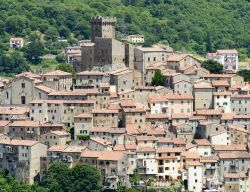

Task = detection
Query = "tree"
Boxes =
[0,52,30,75]
[202,60,223,74]
[41,163,102,192]
[151,70,165,86]
[55,54,66,63]
[0,169,46,192]
[24,40,45,64]
[45,27,59,41]
[56,63,74,74]
[238,70,250,81]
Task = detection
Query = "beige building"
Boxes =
[166,54,201,71]
[2,72,42,105]
[0,139,47,184]
[194,80,214,110]
[92,109,119,127]
[41,70,72,91]
[76,71,108,89]
[74,113,93,139]
[0,106,29,121]
[40,130,69,147]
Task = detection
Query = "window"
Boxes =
[21,83,25,88]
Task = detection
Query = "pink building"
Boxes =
[149,93,193,116]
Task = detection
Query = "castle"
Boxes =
[75,16,135,72]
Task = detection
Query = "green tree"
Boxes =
[41,163,102,192]
[55,54,66,63]
[56,63,74,74]
[0,169,47,192]
[238,70,250,81]
[202,60,223,74]
[24,40,45,64]
[45,27,59,41]
[151,70,165,86]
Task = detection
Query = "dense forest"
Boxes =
[0,0,249,75]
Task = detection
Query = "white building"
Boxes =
[187,161,203,192]
[213,92,231,113]
[206,49,238,72]
[10,37,24,48]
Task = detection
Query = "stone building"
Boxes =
[40,70,72,91]
[0,139,47,184]
[78,16,134,72]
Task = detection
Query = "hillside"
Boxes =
[0,0,249,75]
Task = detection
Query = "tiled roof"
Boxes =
[217,49,238,54]
[213,144,246,151]
[92,109,118,114]
[10,120,41,127]
[77,71,106,76]
[218,152,250,159]
[136,136,158,141]
[167,54,188,62]
[42,70,71,76]
[35,85,55,93]
[0,139,39,146]
[90,137,112,146]
[0,107,29,115]
[194,139,211,146]
[74,113,92,119]
[51,131,69,136]
[211,80,229,87]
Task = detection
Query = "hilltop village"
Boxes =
[0,17,249,192]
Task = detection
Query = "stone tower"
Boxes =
[90,16,116,41]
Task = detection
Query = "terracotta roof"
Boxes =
[137,146,156,152]
[194,139,211,146]
[195,109,222,115]
[49,89,100,96]
[213,145,246,151]
[0,121,10,127]
[167,54,188,62]
[81,150,125,161]
[48,145,68,152]
[146,128,166,136]
[113,144,125,151]
[92,109,118,114]
[120,99,137,107]
[90,137,112,146]
[213,92,231,96]
[224,173,246,179]
[146,114,169,119]
[157,137,185,145]
[126,124,140,135]
[171,114,192,119]
[186,161,202,166]
[90,127,110,133]
[35,85,55,93]
[217,49,238,54]
[211,80,229,87]
[181,151,200,159]
[42,70,71,76]
[221,113,234,120]
[156,147,183,153]
[74,113,92,119]
[51,131,69,136]
[193,80,213,89]
[189,115,206,120]
[125,142,137,150]
[123,108,146,113]
[149,93,193,102]
[63,146,86,153]
[202,74,235,78]
[10,120,41,127]
[200,155,219,163]
[0,107,29,115]
[136,47,165,52]
[228,124,248,133]
[0,139,39,146]
[77,71,106,76]
[136,136,158,141]
[231,94,250,99]
[218,152,250,159]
